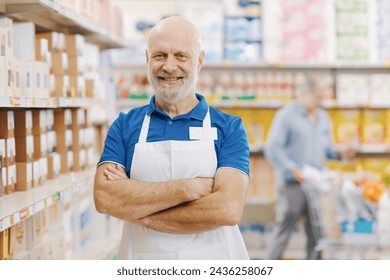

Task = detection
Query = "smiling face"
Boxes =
[146,17,204,104]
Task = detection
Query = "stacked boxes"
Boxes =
[66,34,86,98]
[0,110,16,194]
[54,109,73,173]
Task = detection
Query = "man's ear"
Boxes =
[198,50,205,71]
[145,49,149,63]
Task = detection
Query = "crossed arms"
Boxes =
[94,163,249,234]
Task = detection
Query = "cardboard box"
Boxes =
[15,135,34,162]
[0,228,9,260]
[0,111,15,138]
[65,34,85,56]
[16,162,33,191]
[68,55,84,75]
[7,163,16,194]
[35,37,49,62]
[12,22,35,61]
[85,79,94,97]
[33,133,48,159]
[41,62,49,98]
[6,56,14,96]
[14,110,33,137]
[67,150,74,170]
[72,108,85,130]
[32,110,47,135]
[0,139,4,159]
[36,32,65,53]
[47,152,60,179]
[50,74,66,97]
[13,57,21,97]
[50,52,67,75]
[39,157,48,185]
[5,137,15,166]
[65,129,73,149]
[54,109,72,130]
[0,27,6,57]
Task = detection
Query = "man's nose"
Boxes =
[162,55,178,72]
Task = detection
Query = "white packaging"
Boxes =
[12,22,35,61]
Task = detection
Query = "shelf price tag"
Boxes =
[0,217,11,231]
[19,209,29,220]
[10,214,15,226]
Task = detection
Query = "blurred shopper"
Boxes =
[264,74,355,260]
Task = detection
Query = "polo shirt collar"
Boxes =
[146,93,208,120]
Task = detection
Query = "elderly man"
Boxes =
[94,16,250,260]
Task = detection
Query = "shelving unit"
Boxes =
[0,96,95,108]
[5,0,127,49]
[0,171,92,232]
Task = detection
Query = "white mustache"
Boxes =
[157,71,185,79]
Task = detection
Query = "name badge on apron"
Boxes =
[189,126,218,140]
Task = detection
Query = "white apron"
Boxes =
[117,109,249,260]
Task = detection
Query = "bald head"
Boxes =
[147,16,203,55]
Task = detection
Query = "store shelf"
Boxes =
[5,0,127,50]
[0,96,94,108]
[0,171,92,233]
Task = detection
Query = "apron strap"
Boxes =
[138,107,211,143]
[138,114,151,143]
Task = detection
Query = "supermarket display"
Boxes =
[0,0,389,260]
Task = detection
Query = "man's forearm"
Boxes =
[94,164,213,221]
[134,169,248,234]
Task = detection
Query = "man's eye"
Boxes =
[177,54,188,60]
[153,54,164,59]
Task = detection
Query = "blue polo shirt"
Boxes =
[98,94,250,177]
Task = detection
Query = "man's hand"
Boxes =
[292,168,305,183]
[339,147,356,160]
[104,164,128,180]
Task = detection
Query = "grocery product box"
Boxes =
[32,110,48,135]
[6,56,14,96]
[33,133,48,159]
[68,55,85,75]
[0,228,9,260]
[69,75,85,97]
[360,109,387,151]
[15,135,34,162]
[67,150,74,171]
[35,37,49,62]
[14,110,33,137]
[20,60,34,97]
[5,137,15,166]
[1,164,6,195]
[50,52,68,75]
[16,162,32,191]
[36,32,65,53]
[7,163,16,194]
[0,111,15,138]
[0,139,4,161]
[50,74,66,97]
[72,108,85,130]
[41,61,50,98]
[47,152,60,179]
[39,157,48,185]
[65,34,85,56]
[85,79,94,97]
[54,109,72,131]
[9,220,28,258]
[12,22,35,61]
[32,159,40,187]
[47,130,56,153]
[46,109,54,130]
[0,27,5,57]
[0,17,13,59]
[370,74,390,107]
[0,55,6,96]
[328,109,360,145]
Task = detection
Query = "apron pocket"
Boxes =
[134,252,177,260]
[178,242,229,260]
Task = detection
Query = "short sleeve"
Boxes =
[217,116,250,176]
[97,113,126,168]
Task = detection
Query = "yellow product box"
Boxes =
[361,109,386,148]
[0,228,9,260]
[11,220,27,257]
[386,110,390,146]
[326,159,358,172]
[328,109,360,144]
[359,158,390,178]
